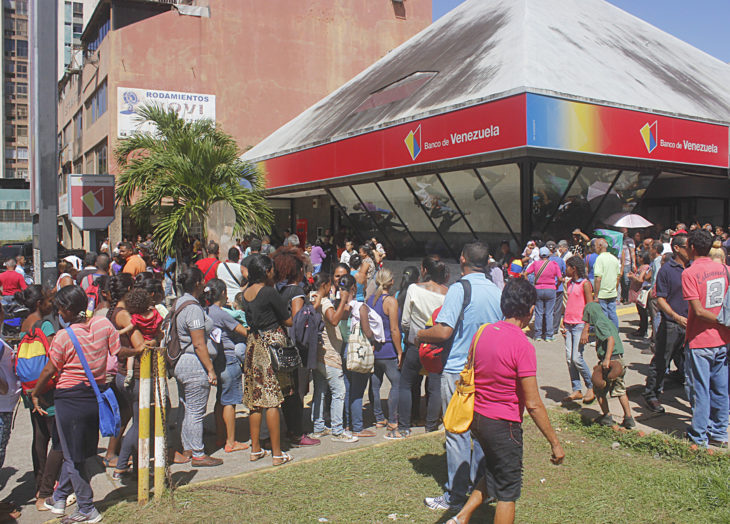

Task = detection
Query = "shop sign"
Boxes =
[117,87,216,138]
[526,93,729,169]
[260,95,526,189]
[68,174,116,230]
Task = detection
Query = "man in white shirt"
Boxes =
[217,247,244,306]
[340,240,355,265]
[14,255,31,285]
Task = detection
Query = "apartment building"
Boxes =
[3,0,29,180]
[56,0,430,250]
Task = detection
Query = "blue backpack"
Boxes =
[291,303,323,370]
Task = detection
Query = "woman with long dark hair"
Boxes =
[272,246,320,448]
[31,286,121,522]
[17,286,64,511]
[395,255,449,438]
[242,255,294,465]
[200,278,249,453]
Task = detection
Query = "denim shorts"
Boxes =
[216,352,243,406]
[471,413,523,502]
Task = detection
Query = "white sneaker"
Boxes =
[310,428,331,439]
[331,431,359,443]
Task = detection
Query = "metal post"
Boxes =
[153,349,167,499]
[138,350,152,504]
[30,0,58,287]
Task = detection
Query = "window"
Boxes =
[73,110,83,139]
[17,147,28,159]
[16,40,27,57]
[16,105,27,118]
[73,2,82,16]
[85,154,94,174]
[15,62,26,78]
[4,38,14,55]
[15,19,27,36]
[15,82,27,97]
[4,82,13,96]
[73,159,82,173]
[15,0,28,15]
[88,18,110,52]
[17,124,27,137]
[95,142,107,173]
[88,81,107,123]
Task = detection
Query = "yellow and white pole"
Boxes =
[153,348,167,499]
[138,349,151,504]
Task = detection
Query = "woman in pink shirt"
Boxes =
[449,279,564,524]
[560,256,595,404]
[524,247,562,341]
[30,286,120,522]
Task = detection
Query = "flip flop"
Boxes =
[375,420,388,429]
[272,452,293,467]
[250,449,271,462]
[224,441,250,453]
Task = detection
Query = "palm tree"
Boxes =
[115,104,272,262]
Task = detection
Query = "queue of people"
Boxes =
[0,219,727,523]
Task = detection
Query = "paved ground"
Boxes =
[1,306,724,523]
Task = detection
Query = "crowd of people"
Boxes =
[0,219,727,523]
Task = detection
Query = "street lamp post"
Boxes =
[30,0,58,287]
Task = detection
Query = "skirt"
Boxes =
[243,328,285,409]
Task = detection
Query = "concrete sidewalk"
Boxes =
[1,307,724,523]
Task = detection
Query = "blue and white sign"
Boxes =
[117,87,216,137]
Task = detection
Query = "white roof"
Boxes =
[244,0,730,162]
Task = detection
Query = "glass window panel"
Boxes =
[348,182,413,260]
[378,178,450,259]
[476,164,521,240]
[540,165,619,240]
[435,164,520,253]
[532,163,578,228]
[329,186,380,247]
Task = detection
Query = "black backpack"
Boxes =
[162,299,199,370]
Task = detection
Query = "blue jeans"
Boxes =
[564,323,593,392]
[441,372,484,506]
[234,342,246,367]
[599,297,619,329]
[684,345,728,446]
[534,288,556,339]
[349,370,371,433]
[312,363,346,435]
[174,354,211,458]
[371,358,400,424]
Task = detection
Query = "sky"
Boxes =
[432,0,730,63]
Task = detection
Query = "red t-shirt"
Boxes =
[49,316,121,389]
[0,270,27,296]
[473,321,537,423]
[195,257,220,283]
[681,257,730,349]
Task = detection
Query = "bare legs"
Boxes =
[249,408,282,459]
[451,477,515,524]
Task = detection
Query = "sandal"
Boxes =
[375,420,388,429]
[446,517,462,524]
[101,456,117,468]
[224,441,250,453]
[272,452,293,467]
[250,449,271,462]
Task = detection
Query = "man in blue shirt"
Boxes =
[546,241,566,335]
[643,233,689,413]
[417,242,503,511]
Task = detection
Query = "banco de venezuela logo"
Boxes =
[404,125,422,161]
[640,121,658,153]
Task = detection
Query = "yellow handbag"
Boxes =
[443,323,489,434]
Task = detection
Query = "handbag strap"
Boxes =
[221,262,241,287]
[465,323,489,370]
[64,327,103,403]
[535,260,550,282]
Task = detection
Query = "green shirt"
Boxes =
[593,252,620,299]
[582,302,624,359]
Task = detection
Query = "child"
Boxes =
[223,292,248,366]
[581,302,635,428]
[118,288,163,386]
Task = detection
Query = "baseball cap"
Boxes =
[539,247,551,258]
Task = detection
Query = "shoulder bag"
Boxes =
[346,314,375,374]
[64,327,121,438]
[443,323,489,434]
[269,333,302,373]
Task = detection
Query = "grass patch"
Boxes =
[103,413,730,523]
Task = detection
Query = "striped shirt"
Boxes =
[49,316,121,389]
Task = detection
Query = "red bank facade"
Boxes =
[246,0,730,261]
